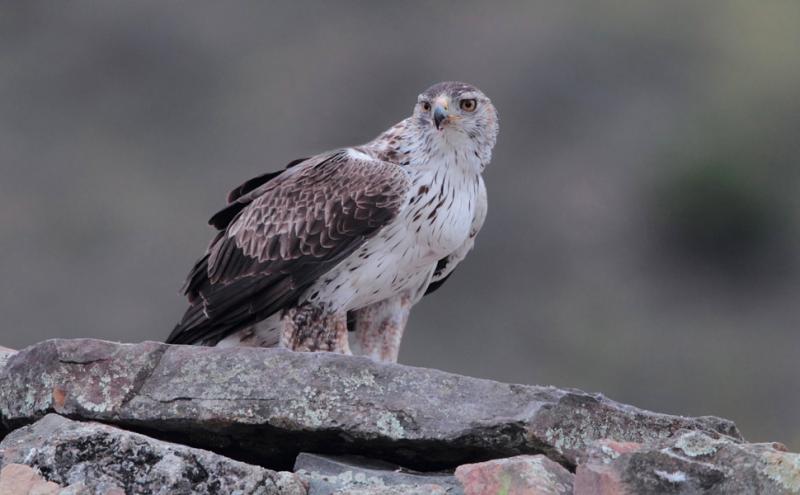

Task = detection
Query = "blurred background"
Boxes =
[1,2,798,449]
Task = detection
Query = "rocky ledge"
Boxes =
[0,339,797,494]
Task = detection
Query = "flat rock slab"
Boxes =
[0,414,306,495]
[574,432,800,494]
[0,339,741,470]
[455,455,573,495]
[294,452,461,494]
[325,485,450,495]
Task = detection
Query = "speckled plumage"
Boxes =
[167,81,498,360]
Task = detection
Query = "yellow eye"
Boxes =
[421,101,431,111]
[459,99,477,112]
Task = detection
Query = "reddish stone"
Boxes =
[0,464,62,495]
[455,455,573,495]
[574,432,800,494]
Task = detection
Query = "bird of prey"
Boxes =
[166,81,498,362]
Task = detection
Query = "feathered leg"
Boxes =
[281,303,351,354]
[351,293,412,363]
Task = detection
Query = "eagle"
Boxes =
[166,81,499,362]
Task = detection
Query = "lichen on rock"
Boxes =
[0,339,797,494]
[0,414,305,495]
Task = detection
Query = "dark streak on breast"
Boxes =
[427,196,447,220]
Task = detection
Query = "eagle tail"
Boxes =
[167,274,301,346]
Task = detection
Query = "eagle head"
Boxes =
[414,81,499,158]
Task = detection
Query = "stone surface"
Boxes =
[329,485,449,494]
[294,453,460,494]
[0,346,16,441]
[0,346,16,367]
[0,346,16,392]
[0,463,63,495]
[0,339,741,471]
[0,414,306,495]
[455,454,573,495]
[573,431,800,494]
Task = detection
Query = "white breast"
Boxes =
[403,165,478,259]
[303,148,482,311]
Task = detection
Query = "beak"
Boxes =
[433,105,449,130]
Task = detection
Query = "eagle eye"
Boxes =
[459,99,477,112]
[421,101,431,112]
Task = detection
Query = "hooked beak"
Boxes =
[433,105,448,130]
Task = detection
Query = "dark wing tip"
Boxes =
[227,157,309,203]
[211,157,310,231]
[208,203,246,230]
[424,271,454,296]
[226,171,281,204]
[424,258,454,296]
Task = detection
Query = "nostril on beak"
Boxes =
[433,107,447,130]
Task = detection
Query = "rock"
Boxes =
[0,463,63,495]
[0,346,15,391]
[573,431,800,494]
[455,455,573,495]
[326,485,449,495]
[0,339,741,471]
[294,453,460,494]
[0,346,16,367]
[0,346,17,440]
[0,414,306,495]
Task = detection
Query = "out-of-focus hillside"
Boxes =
[1,2,798,448]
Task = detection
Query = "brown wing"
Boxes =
[207,157,309,231]
[166,149,410,345]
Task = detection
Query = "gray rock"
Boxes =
[294,452,461,494]
[323,484,450,495]
[0,339,741,471]
[0,346,16,441]
[0,414,306,495]
[0,346,16,371]
[573,432,800,494]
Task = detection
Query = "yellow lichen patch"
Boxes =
[760,450,800,494]
[673,431,726,458]
[376,412,405,439]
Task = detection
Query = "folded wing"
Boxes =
[167,149,410,345]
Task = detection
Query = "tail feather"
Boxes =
[167,274,300,346]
